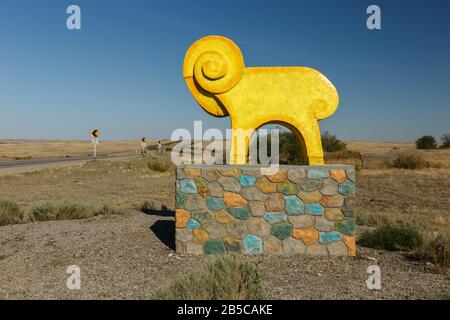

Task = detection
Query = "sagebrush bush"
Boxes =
[417,232,449,274]
[415,135,437,149]
[31,203,122,221]
[153,256,266,300]
[392,153,428,169]
[0,199,25,226]
[358,225,423,251]
[148,161,172,172]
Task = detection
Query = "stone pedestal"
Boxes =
[175,165,356,256]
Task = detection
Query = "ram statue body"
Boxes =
[183,35,339,165]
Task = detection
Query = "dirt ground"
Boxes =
[0,141,449,299]
[0,210,448,300]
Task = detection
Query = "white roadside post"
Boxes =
[91,129,100,158]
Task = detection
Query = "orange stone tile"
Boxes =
[298,191,322,203]
[193,228,209,244]
[330,169,347,183]
[320,194,344,207]
[255,176,277,193]
[292,227,319,245]
[220,168,241,177]
[184,168,201,178]
[223,191,248,207]
[325,208,344,221]
[343,235,356,256]
[175,209,190,228]
[215,210,235,224]
[266,170,288,183]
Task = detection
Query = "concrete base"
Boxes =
[175,164,356,256]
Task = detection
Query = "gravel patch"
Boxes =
[0,211,448,299]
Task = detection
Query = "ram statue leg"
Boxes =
[295,120,325,165]
[229,122,256,165]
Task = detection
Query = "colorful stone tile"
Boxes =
[284,195,305,215]
[239,175,257,187]
[186,218,202,229]
[175,209,190,228]
[224,192,248,207]
[215,209,235,224]
[307,169,329,180]
[266,170,288,183]
[180,179,197,194]
[338,180,355,196]
[271,223,292,240]
[227,206,251,220]
[204,239,226,254]
[277,181,300,195]
[176,192,186,209]
[220,168,241,177]
[192,228,209,244]
[264,212,288,224]
[335,218,356,236]
[223,236,242,253]
[306,203,324,215]
[183,168,201,178]
[243,234,264,255]
[319,231,342,244]
[292,227,319,245]
[320,194,344,207]
[330,169,347,183]
[207,197,225,212]
[325,208,344,221]
[255,176,277,193]
[298,190,322,203]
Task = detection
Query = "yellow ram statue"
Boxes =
[183,35,339,165]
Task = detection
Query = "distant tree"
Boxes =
[415,135,437,149]
[441,133,450,148]
[321,131,347,152]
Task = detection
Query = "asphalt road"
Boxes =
[0,153,139,169]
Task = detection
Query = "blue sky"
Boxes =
[0,0,449,141]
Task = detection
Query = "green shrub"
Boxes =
[31,203,122,221]
[321,131,347,152]
[417,232,449,274]
[392,153,428,169]
[153,256,266,300]
[415,135,437,149]
[0,200,25,226]
[147,161,172,172]
[441,133,450,148]
[359,225,423,251]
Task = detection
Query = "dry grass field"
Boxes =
[0,139,155,161]
[0,140,449,299]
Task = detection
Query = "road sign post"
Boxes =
[91,129,100,158]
